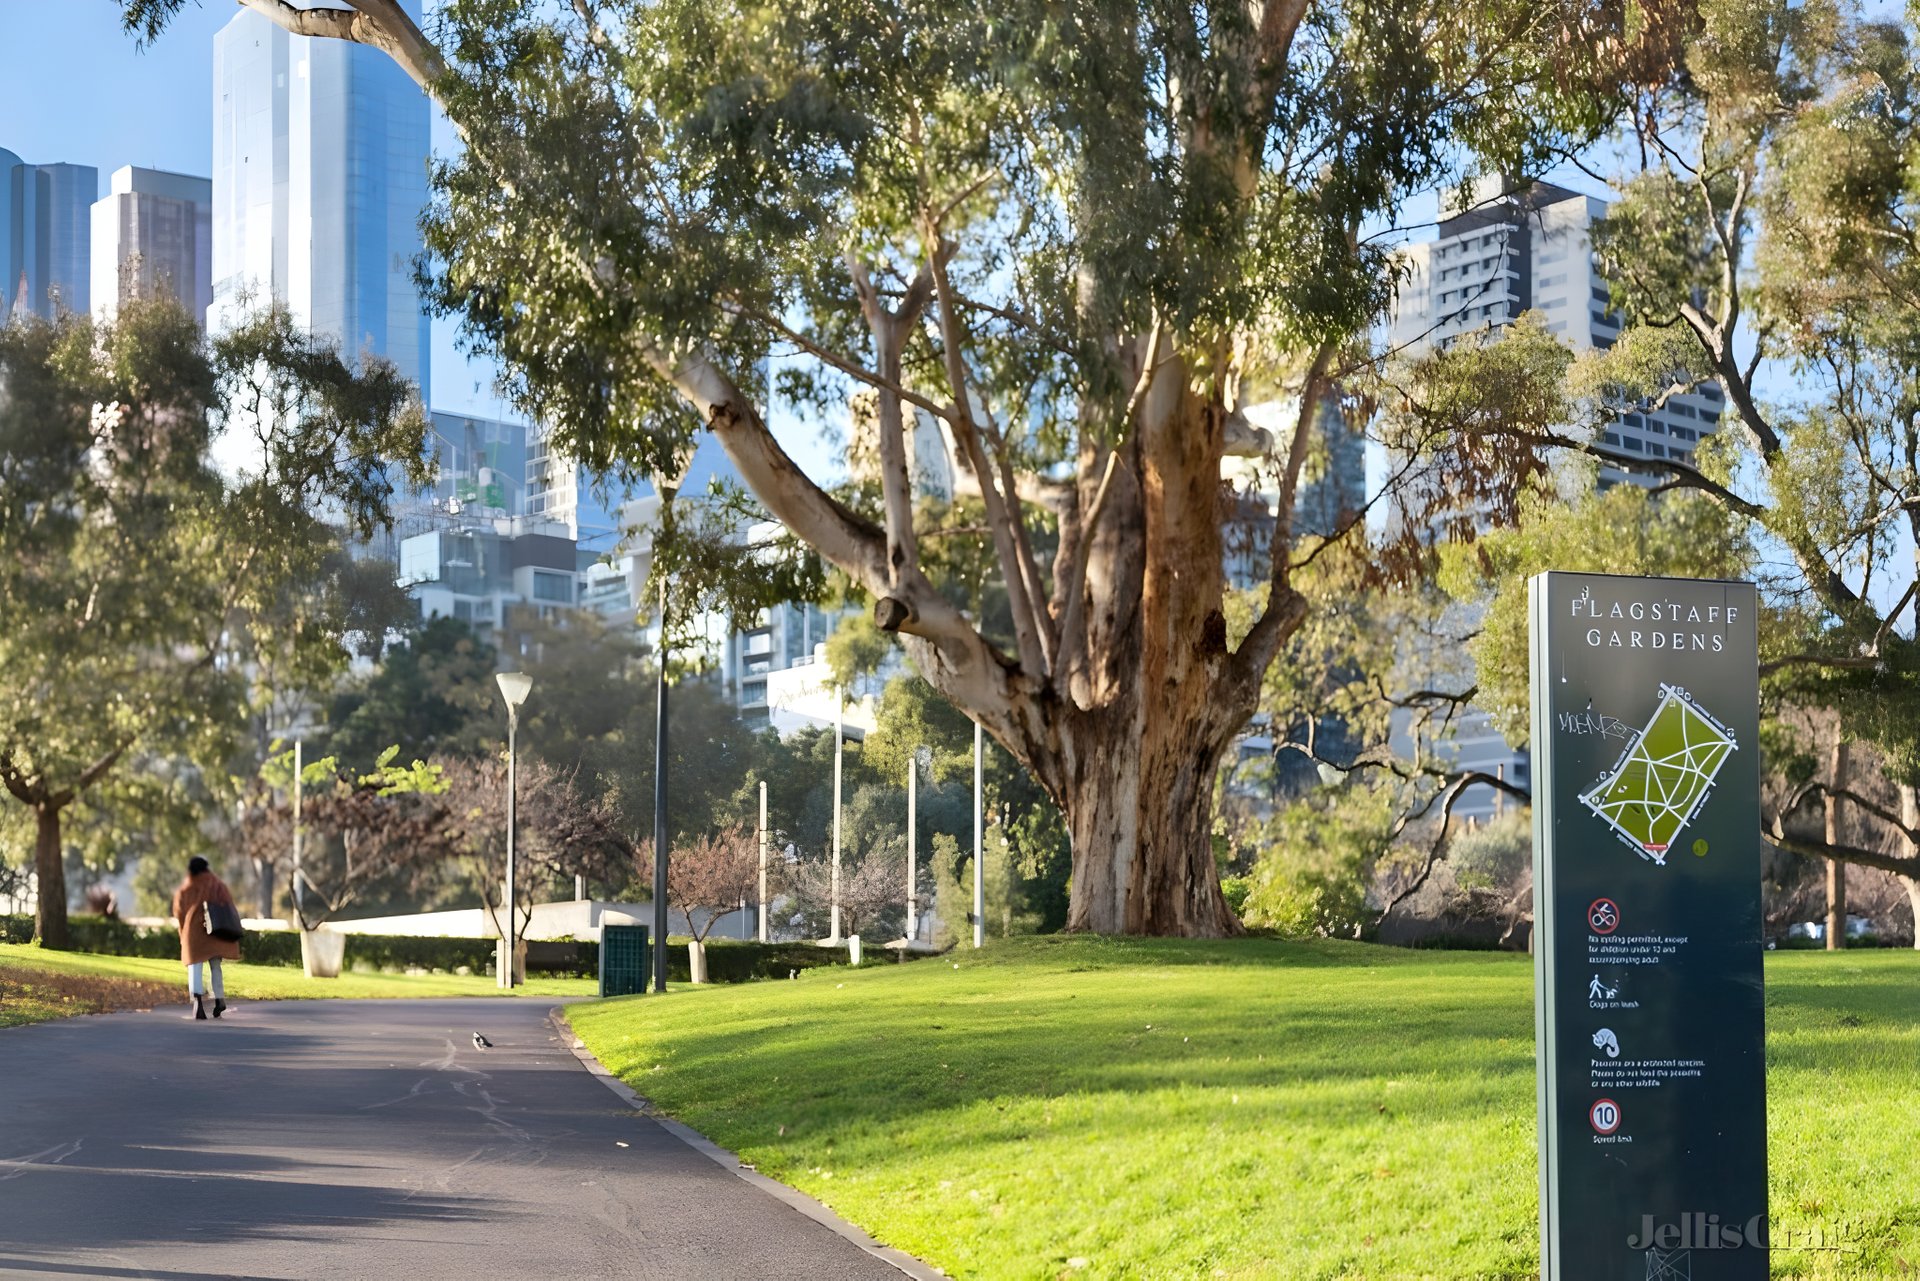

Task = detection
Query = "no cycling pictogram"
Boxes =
[1588,898,1620,935]
[1589,1097,1622,1136]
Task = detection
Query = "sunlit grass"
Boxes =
[0,941,593,1025]
[567,936,1919,1280]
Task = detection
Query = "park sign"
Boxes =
[1528,572,1768,1280]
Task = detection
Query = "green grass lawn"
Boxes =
[566,937,1919,1280]
[0,941,594,1027]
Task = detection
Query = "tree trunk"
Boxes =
[252,856,275,921]
[1035,375,1258,938]
[1902,786,1920,952]
[1057,704,1244,937]
[32,803,68,950]
[1825,739,1848,950]
[1128,726,1241,937]
[688,937,708,984]
[1057,592,1246,939]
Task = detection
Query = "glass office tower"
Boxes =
[208,3,430,391]
[1,148,97,321]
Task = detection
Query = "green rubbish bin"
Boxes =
[599,923,651,997]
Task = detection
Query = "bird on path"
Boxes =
[472,1032,493,1050]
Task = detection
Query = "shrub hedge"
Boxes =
[0,915,923,982]
[665,938,872,983]
[0,915,528,975]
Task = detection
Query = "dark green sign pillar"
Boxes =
[1529,572,1767,1280]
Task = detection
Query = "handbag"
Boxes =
[203,899,245,943]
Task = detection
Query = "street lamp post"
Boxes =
[973,722,984,949]
[906,748,919,945]
[653,575,670,993]
[645,455,694,992]
[291,739,305,924]
[495,671,533,989]
[757,780,769,943]
[830,689,844,944]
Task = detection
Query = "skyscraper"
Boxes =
[208,3,430,390]
[1384,178,1726,819]
[1,149,96,322]
[90,166,212,326]
[1389,179,1724,464]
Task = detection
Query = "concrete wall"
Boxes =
[322,899,758,942]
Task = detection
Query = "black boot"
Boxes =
[211,999,226,1019]
[192,995,207,1020]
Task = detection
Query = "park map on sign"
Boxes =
[1580,684,1737,864]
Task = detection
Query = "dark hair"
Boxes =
[187,856,210,877]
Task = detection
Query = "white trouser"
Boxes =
[186,958,224,999]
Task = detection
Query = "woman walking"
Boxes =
[171,856,240,1020]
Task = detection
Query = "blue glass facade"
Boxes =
[1,148,96,321]
[209,4,428,392]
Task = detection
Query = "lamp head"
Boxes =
[496,671,534,710]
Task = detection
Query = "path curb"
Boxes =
[548,1007,948,1281]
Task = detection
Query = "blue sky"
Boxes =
[0,3,227,181]
[0,1,843,480]
[0,2,524,419]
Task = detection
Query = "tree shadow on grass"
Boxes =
[584,942,1920,1175]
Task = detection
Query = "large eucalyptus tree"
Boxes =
[126,0,1666,934]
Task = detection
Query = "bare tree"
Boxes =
[638,825,760,945]
[232,752,455,929]
[438,755,635,946]
[787,851,907,942]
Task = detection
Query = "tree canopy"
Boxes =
[114,0,1721,935]
[0,299,428,946]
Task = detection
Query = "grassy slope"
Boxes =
[567,937,1919,1280]
[0,942,593,1027]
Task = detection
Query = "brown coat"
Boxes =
[172,873,241,965]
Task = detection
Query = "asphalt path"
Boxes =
[0,998,909,1280]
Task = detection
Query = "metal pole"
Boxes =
[973,722,984,949]
[757,780,769,943]
[830,690,843,943]
[652,577,670,993]
[906,751,917,944]
[291,739,304,923]
[503,712,518,989]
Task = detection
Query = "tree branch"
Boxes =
[238,0,445,91]
[732,301,957,427]
[1375,770,1531,925]
[1780,779,1916,846]
[0,752,39,806]
[924,233,1051,680]
[1767,828,1920,879]
[850,256,936,608]
[1050,319,1163,695]
[1230,342,1334,687]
